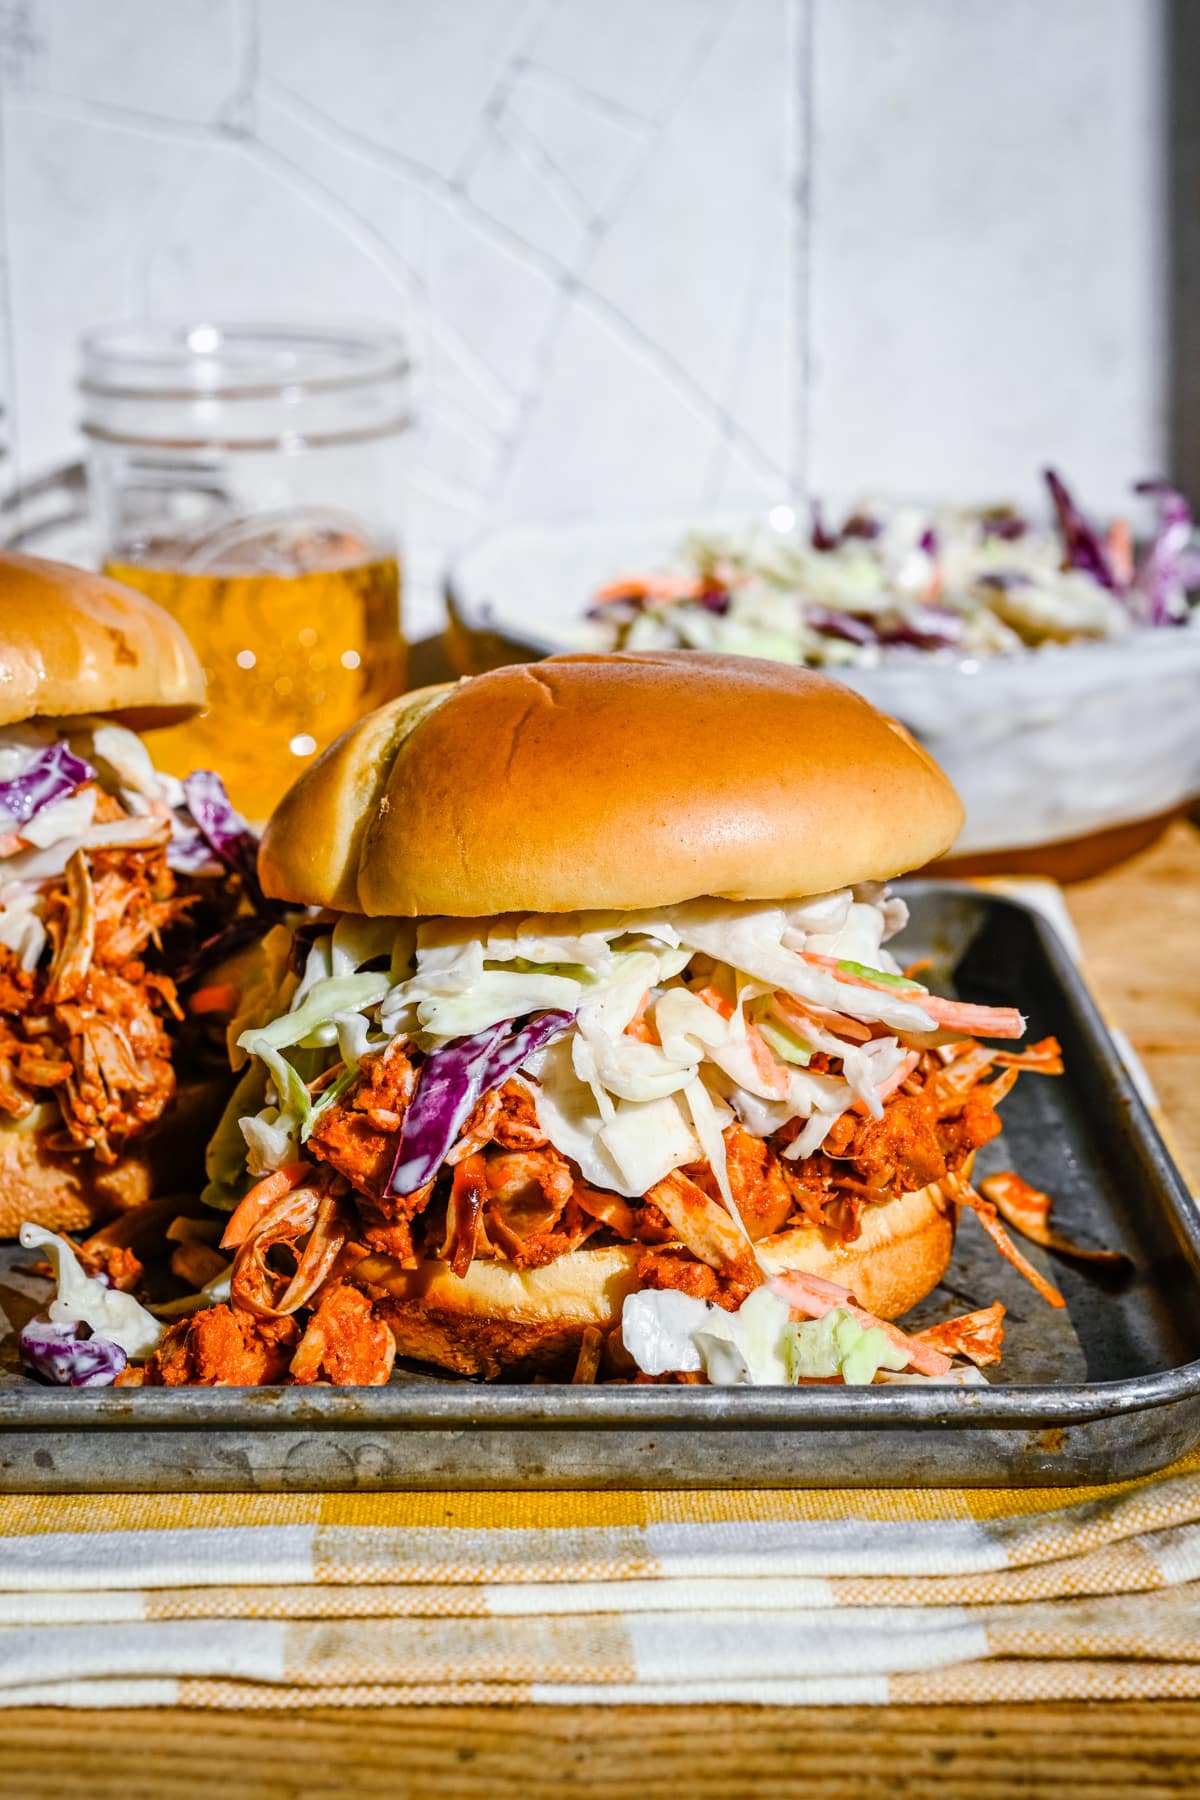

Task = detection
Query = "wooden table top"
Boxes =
[2,820,1198,1795]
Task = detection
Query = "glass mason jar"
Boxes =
[79,321,411,821]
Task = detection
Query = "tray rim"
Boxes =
[2,883,1198,1444]
[3,1361,1200,1433]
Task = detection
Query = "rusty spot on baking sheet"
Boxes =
[1029,1426,1066,1454]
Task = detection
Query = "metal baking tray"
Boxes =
[0,883,1197,1491]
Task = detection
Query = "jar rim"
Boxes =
[79,319,409,402]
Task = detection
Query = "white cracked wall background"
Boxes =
[0,0,1165,635]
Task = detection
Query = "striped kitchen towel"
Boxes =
[3,1453,1200,1706]
[0,871,1192,1709]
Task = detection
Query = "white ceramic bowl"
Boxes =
[448,515,1200,859]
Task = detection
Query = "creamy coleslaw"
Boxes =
[224,885,1022,1233]
[585,473,1200,668]
[0,719,223,969]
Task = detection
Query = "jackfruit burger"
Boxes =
[17,650,1074,1388]
[0,552,273,1239]
[20,648,1074,1394]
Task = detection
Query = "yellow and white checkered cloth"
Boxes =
[0,874,1193,1710]
[4,1458,1200,1707]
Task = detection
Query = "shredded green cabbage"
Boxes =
[202,1062,268,1211]
[220,886,932,1203]
[784,1308,909,1386]
[243,973,391,1056]
[836,959,926,994]
[755,1015,813,1066]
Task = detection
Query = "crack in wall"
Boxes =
[0,0,801,565]
[486,0,788,501]
[786,0,813,503]
[700,199,784,508]
[514,57,659,134]
[258,55,788,488]
[450,0,556,191]
[489,106,594,232]
[223,0,258,137]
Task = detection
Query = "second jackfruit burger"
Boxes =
[0,553,275,1236]
[108,649,1070,1391]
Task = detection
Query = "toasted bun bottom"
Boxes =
[368,1178,958,1379]
[754,1179,957,1321]
[373,1246,644,1380]
[0,1080,231,1239]
[0,1108,154,1238]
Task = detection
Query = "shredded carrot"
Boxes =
[592,572,707,605]
[991,1036,1064,1074]
[696,985,786,1092]
[1106,518,1135,587]
[800,950,917,985]
[187,981,240,1016]
[592,577,650,605]
[917,996,1025,1039]
[902,957,934,980]
[745,1023,790,1097]
[695,985,734,1021]
[774,992,871,1042]
[801,955,1025,1039]
[947,1175,1066,1308]
[624,989,659,1045]
[220,1162,314,1250]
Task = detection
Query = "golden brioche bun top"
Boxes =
[0,552,205,729]
[259,652,964,916]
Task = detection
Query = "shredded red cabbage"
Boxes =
[171,770,286,983]
[805,607,877,646]
[166,826,220,876]
[175,914,276,985]
[980,512,1027,542]
[976,570,1031,591]
[388,1010,574,1197]
[696,588,732,616]
[809,501,837,552]
[0,741,93,831]
[840,513,882,542]
[19,1318,127,1387]
[803,605,961,650]
[1043,468,1117,590]
[877,606,964,649]
[1132,480,1200,626]
[179,770,260,891]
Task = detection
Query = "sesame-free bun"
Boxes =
[754,1178,957,1321]
[369,1244,644,1379]
[0,552,205,730]
[259,652,964,916]
[355,1179,956,1378]
[0,1080,230,1239]
[0,1107,154,1238]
